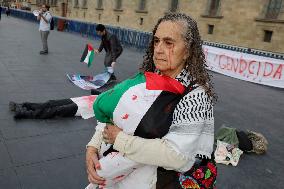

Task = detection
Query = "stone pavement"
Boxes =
[0,15,283,189]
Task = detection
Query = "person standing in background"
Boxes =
[0,6,2,20]
[37,4,52,55]
[95,24,123,81]
[6,6,10,17]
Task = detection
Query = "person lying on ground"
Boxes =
[9,90,101,119]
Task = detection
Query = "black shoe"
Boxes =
[9,101,24,112]
[14,108,33,119]
[40,51,48,55]
[110,74,117,81]
[91,89,102,95]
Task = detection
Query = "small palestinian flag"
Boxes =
[80,44,94,67]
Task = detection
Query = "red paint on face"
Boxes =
[153,21,188,78]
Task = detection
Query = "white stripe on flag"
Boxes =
[83,51,91,64]
[113,83,162,135]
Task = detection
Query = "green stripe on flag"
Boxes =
[93,72,146,123]
[88,50,94,67]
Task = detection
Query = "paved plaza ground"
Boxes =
[0,15,283,189]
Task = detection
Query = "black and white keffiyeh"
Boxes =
[164,69,214,172]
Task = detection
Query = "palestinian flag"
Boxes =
[80,44,94,67]
[94,72,189,139]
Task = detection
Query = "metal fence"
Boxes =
[4,7,284,60]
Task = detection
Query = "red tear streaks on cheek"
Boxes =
[168,45,174,69]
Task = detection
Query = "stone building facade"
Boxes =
[18,0,284,53]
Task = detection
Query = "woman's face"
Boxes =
[41,5,47,12]
[153,21,189,78]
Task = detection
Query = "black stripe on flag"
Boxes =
[80,45,88,62]
[134,91,183,139]
[135,83,197,139]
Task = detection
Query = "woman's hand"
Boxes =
[103,124,122,144]
[86,146,105,185]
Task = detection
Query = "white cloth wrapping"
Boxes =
[70,95,97,119]
[86,83,161,189]
[85,69,215,188]
[86,121,157,189]
[214,140,243,166]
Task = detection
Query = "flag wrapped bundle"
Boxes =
[80,43,94,67]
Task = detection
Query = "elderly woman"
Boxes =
[86,13,217,189]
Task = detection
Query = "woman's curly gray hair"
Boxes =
[140,13,217,103]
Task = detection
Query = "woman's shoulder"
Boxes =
[180,84,212,108]
[184,85,208,98]
[172,85,214,124]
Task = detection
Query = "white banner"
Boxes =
[203,45,284,88]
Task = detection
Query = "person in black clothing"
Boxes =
[0,6,2,20]
[9,99,78,119]
[9,90,101,119]
[94,24,123,81]
[6,7,10,17]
